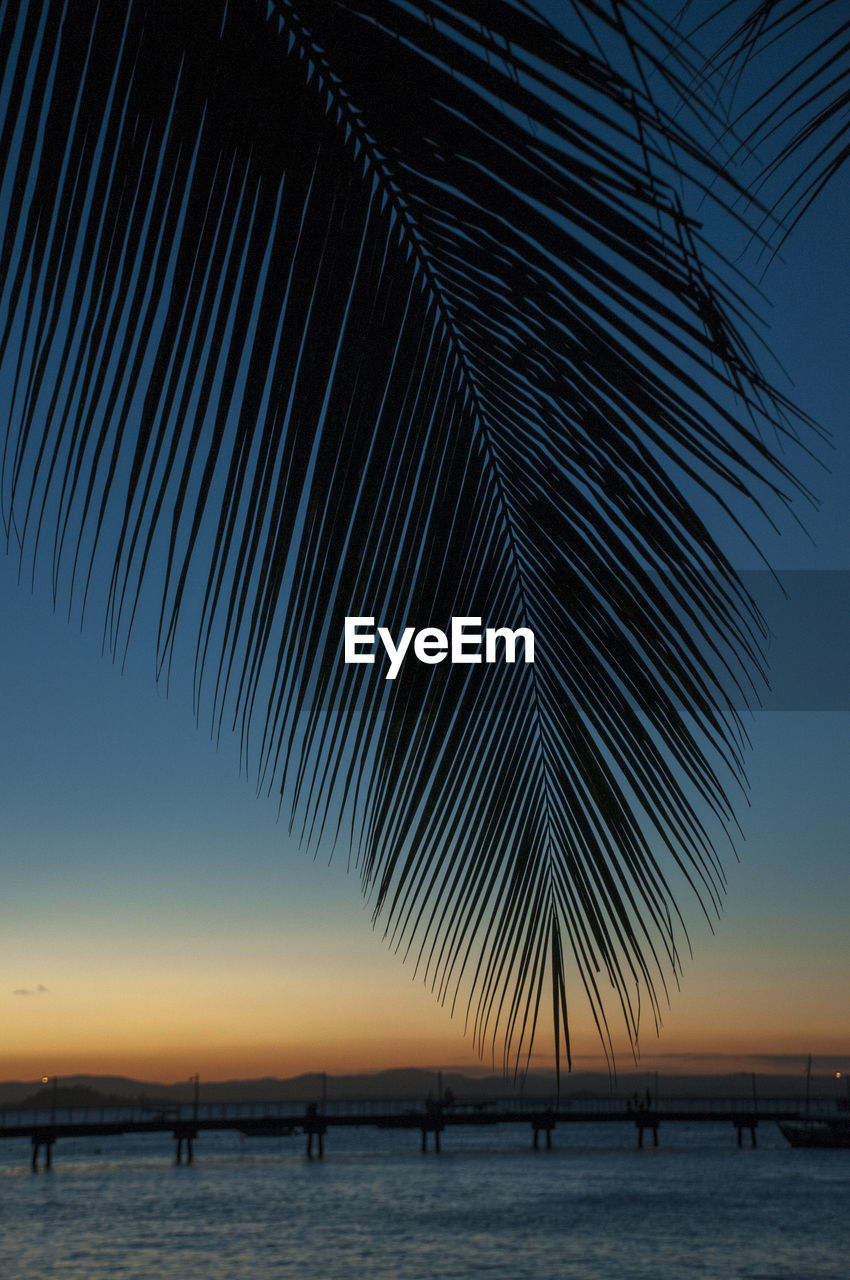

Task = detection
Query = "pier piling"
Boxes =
[305,1129,325,1157]
[174,1126,197,1164]
[31,1132,55,1171]
[531,1110,556,1149]
[304,1104,327,1158]
[420,1122,443,1152]
[636,1115,659,1148]
[419,1096,444,1152]
[734,1118,758,1148]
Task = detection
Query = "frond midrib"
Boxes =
[270,0,566,938]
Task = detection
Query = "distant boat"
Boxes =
[778,1056,850,1147]
[777,1116,850,1149]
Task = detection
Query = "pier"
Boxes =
[0,1094,816,1168]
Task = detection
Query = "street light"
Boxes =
[42,1075,59,1122]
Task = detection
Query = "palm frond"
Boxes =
[695,0,849,235]
[0,0,816,1073]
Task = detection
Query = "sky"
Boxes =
[0,6,848,1088]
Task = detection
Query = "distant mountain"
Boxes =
[0,1067,839,1110]
[13,1083,133,1111]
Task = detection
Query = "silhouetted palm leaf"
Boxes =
[0,0,814,1072]
[698,0,849,233]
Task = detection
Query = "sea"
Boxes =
[0,1118,846,1278]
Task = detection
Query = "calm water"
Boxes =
[0,1122,846,1278]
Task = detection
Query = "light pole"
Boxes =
[42,1075,59,1123]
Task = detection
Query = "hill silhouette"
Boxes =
[0,1066,840,1110]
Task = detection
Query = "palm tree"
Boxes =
[0,0,818,1074]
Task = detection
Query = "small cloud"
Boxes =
[13,985,49,997]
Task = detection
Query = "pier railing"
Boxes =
[0,1093,837,1129]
